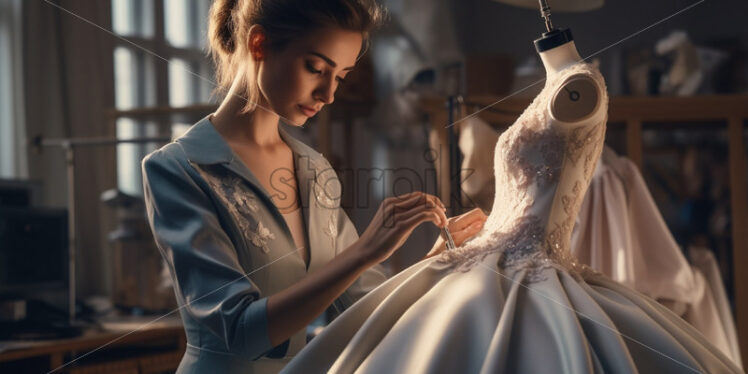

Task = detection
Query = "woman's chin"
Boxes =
[287,116,309,127]
[284,112,311,127]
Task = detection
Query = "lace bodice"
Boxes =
[438,62,608,280]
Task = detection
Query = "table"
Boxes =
[0,316,185,373]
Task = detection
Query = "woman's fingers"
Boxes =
[390,191,428,206]
[362,192,448,264]
[451,220,484,246]
[392,199,447,228]
[400,210,444,233]
[383,193,422,217]
[392,191,443,209]
[389,192,446,227]
[448,208,486,232]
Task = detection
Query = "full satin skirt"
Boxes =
[282,253,741,373]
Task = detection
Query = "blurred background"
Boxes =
[0,0,747,372]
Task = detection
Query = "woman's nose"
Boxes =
[315,78,336,105]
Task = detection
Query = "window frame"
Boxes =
[111,0,213,194]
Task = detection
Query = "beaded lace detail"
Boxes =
[437,63,608,281]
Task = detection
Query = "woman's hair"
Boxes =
[208,0,386,112]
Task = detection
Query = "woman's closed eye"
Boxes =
[305,61,322,75]
[305,61,346,84]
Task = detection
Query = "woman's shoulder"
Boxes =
[142,115,226,172]
[142,141,189,173]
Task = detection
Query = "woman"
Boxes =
[141,0,487,372]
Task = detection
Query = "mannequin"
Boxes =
[535,25,608,245]
[536,22,601,123]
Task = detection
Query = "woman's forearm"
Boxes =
[265,241,372,347]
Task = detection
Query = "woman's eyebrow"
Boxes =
[307,51,355,71]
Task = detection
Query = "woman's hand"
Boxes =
[424,208,487,259]
[356,191,448,266]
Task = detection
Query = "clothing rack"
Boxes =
[420,94,748,366]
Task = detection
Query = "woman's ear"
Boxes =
[248,25,266,61]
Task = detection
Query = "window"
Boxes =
[0,0,27,179]
[111,0,213,195]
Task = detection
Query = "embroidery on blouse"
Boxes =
[248,221,276,251]
[309,157,342,248]
[192,165,276,253]
[313,182,337,209]
[323,211,337,251]
[436,62,608,282]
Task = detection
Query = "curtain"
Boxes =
[22,0,116,298]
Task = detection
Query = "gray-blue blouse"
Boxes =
[142,116,387,373]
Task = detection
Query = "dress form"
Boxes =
[533,29,608,259]
[536,30,602,124]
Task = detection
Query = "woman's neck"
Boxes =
[211,75,282,148]
[539,41,583,77]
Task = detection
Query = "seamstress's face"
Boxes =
[259,27,362,126]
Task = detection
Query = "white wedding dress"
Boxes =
[282,63,741,373]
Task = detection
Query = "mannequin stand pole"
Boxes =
[36,135,171,323]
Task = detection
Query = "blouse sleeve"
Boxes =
[142,149,275,360]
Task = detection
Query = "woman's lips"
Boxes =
[298,104,318,117]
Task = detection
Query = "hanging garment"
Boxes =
[458,115,500,212]
[282,62,740,373]
[571,149,696,303]
[571,147,742,368]
[689,246,743,367]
